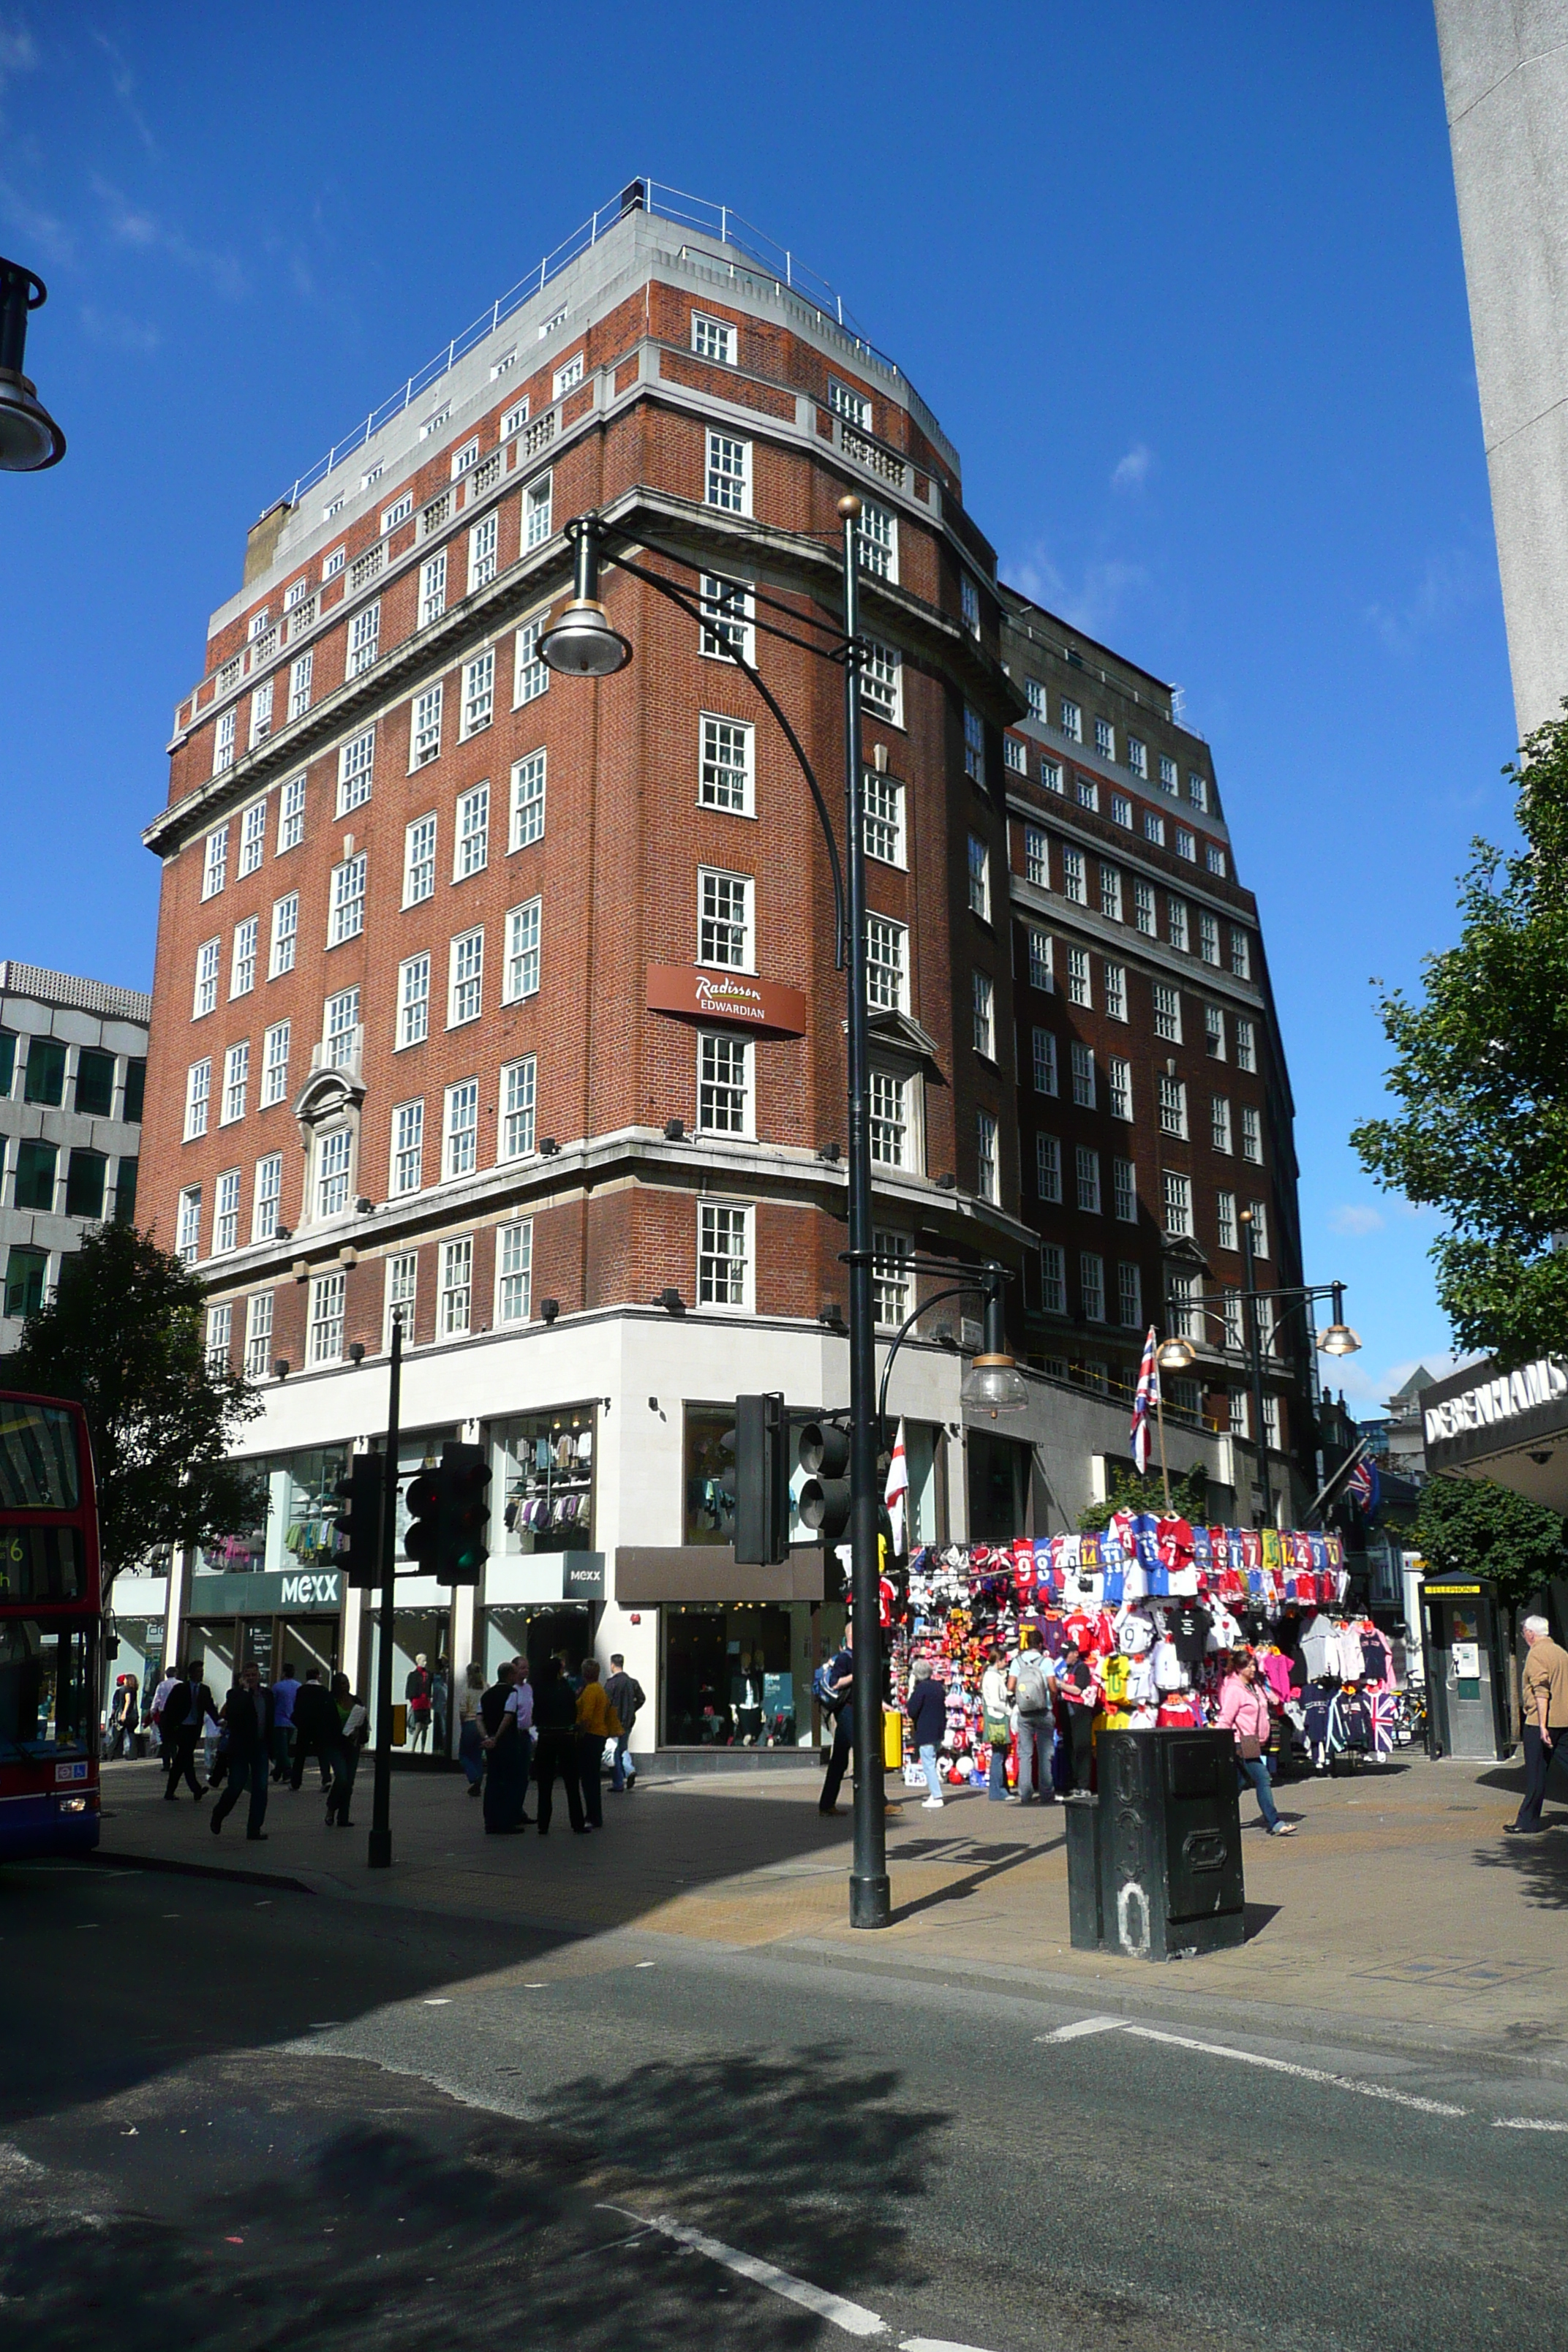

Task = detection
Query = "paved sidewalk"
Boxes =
[99,1744,1568,2065]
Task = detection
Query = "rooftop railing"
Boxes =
[279,178,933,514]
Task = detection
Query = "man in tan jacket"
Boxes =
[1507,1616,1568,1836]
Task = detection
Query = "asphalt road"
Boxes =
[3,1855,1567,2352]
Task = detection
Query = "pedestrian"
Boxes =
[209,1664,275,1841]
[270,1662,301,1782]
[532,1656,587,1834]
[405,1654,433,1753]
[1007,1629,1055,1805]
[160,1661,217,1801]
[575,1659,622,1829]
[905,1659,948,1810]
[458,1662,487,1798]
[480,1659,532,1833]
[1054,1637,1098,1793]
[1219,1648,1297,1836]
[981,1649,1013,1799]
[148,1660,181,1761]
[325,1673,368,1826]
[552,1646,582,1695]
[290,1667,340,1792]
[1507,1614,1568,1836]
[432,1656,451,1758]
[603,1653,644,1790]
[818,1623,856,1817]
[106,1673,138,1760]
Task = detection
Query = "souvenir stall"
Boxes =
[894,1518,1414,1790]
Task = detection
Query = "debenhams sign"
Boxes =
[1425,1358,1568,1446]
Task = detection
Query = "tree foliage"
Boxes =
[1078,1460,1210,1533]
[4,1224,265,1590]
[1352,712,1568,1365]
[1411,1473,1568,1618]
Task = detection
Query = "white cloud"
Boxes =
[91,175,246,301]
[1111,442,1153,491]
[1365,550,1480,655]
[92,31,158,159]
[0,20,38,94]
[1005,540,1150,638]
[79,304,160,354]
[1330,1204,1384,1237]
[0,176,72,266]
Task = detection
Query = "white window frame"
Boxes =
[278,774,306,851]
[698,573,754,665]
[314,1126,353,1223]
[524,471,553,549]
[238,800,266,878]
[391,1098,424,1196]
[704,429,750,516]
[865,915,908,1011]
[1032,1028,1058,1096]
[468,510,498,593]
[337,726,375,815]
[1024,824,1047,886]
[1235,1019,1257,1074]
[1104,960,1128,1021]
[1133,880,1156,937]
[1026,926,1052,992]
[1066,947,1091,1009]
[1212,1096,1233,1154]
[307,1269,346,1365]
[287,652,312,722]
[1117,1262,1142,1328]
[1107,1056,1133,1120]
[1036,1133,1062,1202]
[176,1186,201,1263]
[184,1059,211,1141]
[872,1230,914,1328]
[385,1254,418,1350]
[1062,847,1086,906]
[976,1111,999,1204]
[1217,1190,1239,1251]
[328,851,366,946]
[1095,717,1115,761]
[1071,1043,1096,1109]
[1168,898,1189,953]
[193,938,221,1019]
[691,312,736,364]
[1241,1105,1263,1164]
[698,868,753,971]
[244,1290,274,1377]
[213,709,235,777]
[404,813,437,907]
[230,916,257,998]
[972,971,995,1058]
[252,1153,282,1243]
[496,1220,534,1324]
[1100,864,1123,923]
[499,1055,538,1161]
[213,1174,241,1258]
[514,612,549,706]
[1153,984,1183,1044]
[503,898,542,1002]
[1230,927,1252,981]
[221,1041,249,1126]
[1163,1170,1194,1239]
[1040,1243,1066,1316]
[967,834,990,919]
[448,929,483,1026]
[859,636,902,727]
[700,715,755,817]
[444,1079,479,1180]
[856,496,898,582]
[260,1021,290,1107]
[697,1029,754,1139]
[697,1199,753,1308]
[397,953,430,1049]
[461,647,495,738]
[418,550,447,630]
[1080,1251,1106,1322]
[454,782,489,879]
[963,706,985,785]
[347,600,380,677]
[1113,1158,1137,1223]
[1158,1074,1188,1139]
[1060,698,1082,743]
[410,682,442,769]
[202,826,228,900]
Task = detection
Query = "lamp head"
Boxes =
[1157,1335,1196,1373]
[960,1354,1029,1417]
[1317,1322,1362,1358]
[538,597,631,678]
[0,259,65,472]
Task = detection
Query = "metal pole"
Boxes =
[1155,1369,1172,1512]
[1240,1212,1272,1529]
[367,1312,402,1869]
[840,492,889,1931]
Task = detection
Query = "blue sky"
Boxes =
[0,3,1509,1410]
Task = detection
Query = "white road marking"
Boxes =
[1037,2016,1128,2043]
[422,1999,452,2006]
[900,2340,1004,2352]
[596,2204,886,2335]
[1494,2116,1568,2132]
[1122,2024,1467,2117]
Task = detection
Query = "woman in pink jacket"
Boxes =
[1218,1650,1297,1836]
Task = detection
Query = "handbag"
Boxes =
[1237,1733,1263,1762]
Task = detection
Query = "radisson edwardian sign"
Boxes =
[646,965,808,1039]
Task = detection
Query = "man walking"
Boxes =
[574,1659,621,1829]
[480,1660,529,1833]
[532,1657,587,1834]
[290,1667,340,1793]
[270,1662,301,1782]
[210,1664,275,1841]
[818,1623,856,1817]
[1507,1615,1568,1836]
[1007,1628,1055,1805]
[161,1661,217,1801]
[604,1654,644,1790]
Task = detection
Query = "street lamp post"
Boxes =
[0,257,66,472]
[1158,1271,1360,1528]
[540,494,903,1926]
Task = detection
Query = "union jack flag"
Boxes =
[1131,1327,1158,1475]
[1348,1454,1380,1515]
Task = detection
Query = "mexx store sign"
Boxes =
[279,1571,342,1607]
[1424,1358,1568,1445]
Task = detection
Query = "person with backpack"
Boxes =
[1006,1629,1055,1806]
[818,1623,857,1816]
[603,1654,644,1790]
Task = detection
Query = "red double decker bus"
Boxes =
[0,1390,101,1859]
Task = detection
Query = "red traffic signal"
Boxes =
[404,1468,443,1567]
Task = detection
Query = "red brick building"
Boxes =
[138,186,1312,1751]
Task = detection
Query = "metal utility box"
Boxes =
[1066,1730,1246,1961]
[1420,1578,1511,1760]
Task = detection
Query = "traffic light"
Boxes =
[733,1392,791,1565]
[333,1455,385,1588]
[797,1420,852,1542]
[439,1441,492,1583]
[404,1464,443,1570]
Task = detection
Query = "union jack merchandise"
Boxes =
[1130,1326,1159,1474]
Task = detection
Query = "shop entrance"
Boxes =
[367,1606,453,1756]
[483,1605,593,1692]
[660,1602,815,1748]
[185,1613,340,1699]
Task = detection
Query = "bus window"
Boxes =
[0,1621,93,1760]
[0,1401,81,1510]
[0,1526,84,1603]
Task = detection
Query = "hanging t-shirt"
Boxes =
[1169,1604,1212,1666]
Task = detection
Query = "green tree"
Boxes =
[1412,1474,1568,1733]
[1078,1460,1210,1533]
[4,1224,265,1592]
[1352,710,1568,1365]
